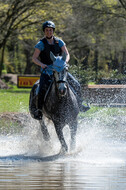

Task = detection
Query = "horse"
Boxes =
[39,52,79,154]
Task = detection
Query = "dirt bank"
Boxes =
[0,113,30,125]
[0,79,9,89]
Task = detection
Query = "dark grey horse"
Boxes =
[39,52,79,154]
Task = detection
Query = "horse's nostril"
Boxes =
[59,86,67,96]
[61,89,64,94]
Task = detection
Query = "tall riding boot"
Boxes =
[29,91,37,118]
[34,94,43,120]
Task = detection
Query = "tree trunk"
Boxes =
[0,44,5,78]
[94,49,98,81]
[24,49,32,74]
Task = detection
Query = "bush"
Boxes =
[2,70,7,74]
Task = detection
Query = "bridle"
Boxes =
[53,67,68,85]
[44,64,68,85]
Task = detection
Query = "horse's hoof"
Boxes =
[59,147,68,156]
[59,150,66,156]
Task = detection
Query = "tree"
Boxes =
[0,0,71,76]
[65,0,126,82]
[0,0,49,76]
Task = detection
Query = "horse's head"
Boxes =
[50,52,68,96]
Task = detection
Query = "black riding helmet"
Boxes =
[42,21,55,32]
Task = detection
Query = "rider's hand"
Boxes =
[41,63,48,69]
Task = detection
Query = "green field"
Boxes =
[0,88,31,113]
[0,87,126,116]
[0,87,126,134]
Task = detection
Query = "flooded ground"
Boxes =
[0,108,126,190]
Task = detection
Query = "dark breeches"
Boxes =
[39,73,52,95]
[67,73,81,97]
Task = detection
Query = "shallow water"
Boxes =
[0,108,126,190]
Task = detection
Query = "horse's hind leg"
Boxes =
[39,120,50,141]
[70,119,78,151]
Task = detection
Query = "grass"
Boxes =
[0,87,30,133]
[1,86,126,115]
[1,86,126,134]
[81,105,126,118]
[0,87,31,113]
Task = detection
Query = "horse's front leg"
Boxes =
[69,119,78,151]
[39,119,50,141]
[54,123,68,154]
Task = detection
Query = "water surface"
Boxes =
[0,108,126,190]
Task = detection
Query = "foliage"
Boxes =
[97,69,126,80]
[69,64,96,84]
[65,0,126,82]
[0,0,126,83]
[0,0,71,75]
[1,70,7,74]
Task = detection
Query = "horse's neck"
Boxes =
[45,82,58,102]
[43,81,79,117]
[45,80,76,103]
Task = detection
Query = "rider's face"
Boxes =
[44,27,54,38]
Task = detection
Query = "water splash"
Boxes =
[0,108,126,166]
[75,108,126,166]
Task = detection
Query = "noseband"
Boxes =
[56,80,67,84]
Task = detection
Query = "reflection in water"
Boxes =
[0,159,126,190]
[0,108,126,190]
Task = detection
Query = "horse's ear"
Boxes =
[50,51,56,62]
[62,52,67,62]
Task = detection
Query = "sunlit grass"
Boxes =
[1,87,126,116]
[0,87,126,134]
[80,105,126,118]
[0,88,31,113]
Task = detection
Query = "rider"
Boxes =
[30,20,90,120]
